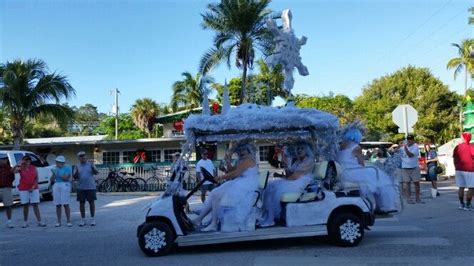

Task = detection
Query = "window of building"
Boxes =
[149,150,162,162]
[259,145,273,162]
[102,151,120,164]
[164,149,181,162]
[122,151,136,163]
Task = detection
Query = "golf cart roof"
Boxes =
[184,104,339,159]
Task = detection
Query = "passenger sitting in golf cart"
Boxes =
[192,141,259,232]
[258,141,315,227]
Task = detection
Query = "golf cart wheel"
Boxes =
[138,221,174,256]
[328,213,364,247]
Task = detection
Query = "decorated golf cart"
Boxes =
[136,103,393,256]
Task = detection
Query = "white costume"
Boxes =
[260,156,313,225]
[208,165,259,231]
[336,142,397,212]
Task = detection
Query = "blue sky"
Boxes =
[1,0,473,114]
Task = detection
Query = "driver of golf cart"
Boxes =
[192,141,259,232]
[258,141,315,227]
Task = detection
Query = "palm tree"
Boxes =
[469,7,473,25]
[199,0,273,104]
[170,72,214,111]
[446,39,474,96]
[0,59,75,149]
[130,98,160,138]
[254,59,285,105]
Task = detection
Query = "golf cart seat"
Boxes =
[280,160,360,204]
[254,171,270,208]
[219,171,270,232]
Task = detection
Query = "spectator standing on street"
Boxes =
[50,156,73,227]
[425,143,440,197]
[0,153,15,228]
[12,155,46,228]
[453,132,474,211]
[196,149,216,203]
[74,151,99,226]
[401,135,423,204]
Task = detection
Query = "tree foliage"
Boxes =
[0,59,75,149]
[353,66,460,143]
[96,113,148,140]
[130,98,160,138]
[200,0,273,104]
[446,38,474,94]
[294,93,355,125]
[171,72,214,111]
[72,104,100,135]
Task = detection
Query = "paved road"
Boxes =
[0,178,473,266]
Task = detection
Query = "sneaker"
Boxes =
[7,220,14,229]
[55,223,61,227]
[79,220,86,227]
[459,204,467,211]
[466,204,472,211]
[38,221,47,227]
[21,222,28,228]
[67,222,73,227]
[90,219,96,226]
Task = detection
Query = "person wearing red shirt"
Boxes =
[452,132,474,211]
[12,155,46,228]
[0,153,15,228]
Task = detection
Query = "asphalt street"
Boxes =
[0,178,473,266]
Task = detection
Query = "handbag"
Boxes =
[436,166,443,174]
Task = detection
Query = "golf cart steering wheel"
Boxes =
[200,167,218,184]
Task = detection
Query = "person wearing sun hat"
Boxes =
[0,153,15,228]
[50,155,73,227]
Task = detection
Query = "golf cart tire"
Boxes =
[42,192,53,201]
[138,221,175,257]
[328,213,364,247]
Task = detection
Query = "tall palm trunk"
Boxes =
[241,65,248,104]
[12,120,23,150]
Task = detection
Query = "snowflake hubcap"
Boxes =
[144,227,167,253]
[339,219,361,243]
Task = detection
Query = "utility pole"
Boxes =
[112,88,120,140]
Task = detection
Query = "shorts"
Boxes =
[0,187,13,207]
[19,189,40,204]
[200,184,215,193]
[53,182,71,205]
[77,189,97,202]
[455,171,474,188]
[402,167,421,182]
[425,165,438,181]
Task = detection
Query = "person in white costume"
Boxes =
[258,141,315,227]
[192,141,258,232]
[335,127,398,213]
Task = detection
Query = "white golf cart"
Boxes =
[137,104,379,256]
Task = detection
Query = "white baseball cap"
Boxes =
[77,151,86,157]
[55,155,66,163]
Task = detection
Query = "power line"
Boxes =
[373,0,454,67]
[399,7,467,60]
[410,27,469,65]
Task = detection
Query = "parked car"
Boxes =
[0,150,53,201]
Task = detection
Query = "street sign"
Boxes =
[392,104,418,137]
